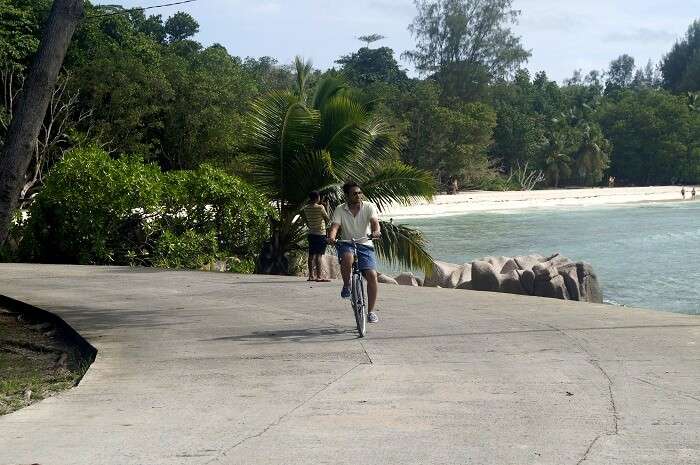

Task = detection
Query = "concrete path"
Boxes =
[0,264,698,465]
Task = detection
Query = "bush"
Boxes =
[151,229,219,269]
[161,164,271,260]
[18,147,272,269]
[20,146,163,264]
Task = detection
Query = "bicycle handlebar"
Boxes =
[351,234,376,242]
[329,233,378,245]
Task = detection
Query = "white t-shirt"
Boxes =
[332,201,379,247]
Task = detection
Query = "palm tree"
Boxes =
[574,123,610,186]
[245,57,436,275]
[543,134,571,188]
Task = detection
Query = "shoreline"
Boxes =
[382,185,693,219]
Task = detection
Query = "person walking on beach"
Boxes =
[327,181,382,323]
[692,187,696,200]
[681,186,686,199]
[303,191,331,282]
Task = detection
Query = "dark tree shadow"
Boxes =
[204,327,359,343]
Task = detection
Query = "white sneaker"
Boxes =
[368,311,379,323]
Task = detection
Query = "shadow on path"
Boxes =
[205,327,359,343]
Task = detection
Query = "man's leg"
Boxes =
[363,269,378,312]
[340,252,353,288]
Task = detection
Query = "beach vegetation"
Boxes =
[244,58,436,275]
[2,0,700,260]
[7,146,270,268]
[404,0,530,102]
[661,20,700,93]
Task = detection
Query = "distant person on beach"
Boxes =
[303,191,331,282]
[681,186,686,199]
[692,187,696,200]
[327,181,382,323]
[451,177,458,195]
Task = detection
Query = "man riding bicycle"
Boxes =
[327,181,381,323]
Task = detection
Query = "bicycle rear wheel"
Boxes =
[351,273,367,337]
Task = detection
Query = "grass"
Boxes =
[0,309,85,415]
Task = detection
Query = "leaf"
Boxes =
[374,220,434,276]
[361,162,435,211]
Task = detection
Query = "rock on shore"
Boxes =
[381,254,602,303]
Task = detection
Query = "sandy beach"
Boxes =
[382,185,692,219]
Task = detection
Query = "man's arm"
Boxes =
[370,217,381,238]
[328,205,342,244]
[369,203,381,238]
[327,223,340,244]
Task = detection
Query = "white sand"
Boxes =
[382,186,694,219]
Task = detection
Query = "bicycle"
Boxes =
[335,235,373,337]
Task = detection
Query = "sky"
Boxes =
[94,0,700,83]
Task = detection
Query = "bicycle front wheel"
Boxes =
[351,273,367,337]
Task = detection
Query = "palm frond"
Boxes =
[283,149,335,207]
[244,91,320,197]
[294,56,313,102]
[359,118,401,163]
[311,76,348,110]
[374,220,435,276]
[319,99,400,183]
[361,162,435,211]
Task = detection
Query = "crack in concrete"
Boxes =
[359,340,373,364]
[541,323,619,436]
[576,434,602,465]
[426,310,623,465]
[206,362,364,463]
[632,376,700,402]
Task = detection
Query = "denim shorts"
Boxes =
[307,234,327,255]
[336,242,377,271]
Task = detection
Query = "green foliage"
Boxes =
[0,0,40,66]
[245,73,436,274]
[489,69,611,187]
[336,47,408,87]
[598,89,700,184]
[164,12,199,42]
[0,210,24,261]
[391,80,498,188]
[605,54,636,93]
[161,164,272,259]
[405,0,530,101]
[39,2,268,169]
[357,34,385,46]
[15,147,271,269]
[152,229,218,269]
[490,74,547,169]
[661,19,700,93]
[20,146,163,264]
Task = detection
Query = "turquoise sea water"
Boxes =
[392,200,700,315]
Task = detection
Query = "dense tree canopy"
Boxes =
[661,20,700,93]
[336,46,408,86]
[405,0,530,101]
[1,0,699,267]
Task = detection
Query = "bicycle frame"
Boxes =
[347,237,369,337]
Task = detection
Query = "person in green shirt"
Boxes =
[303,191,331,282]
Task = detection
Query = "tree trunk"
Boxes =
[255,229,291,275]
[0,0,84,246]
